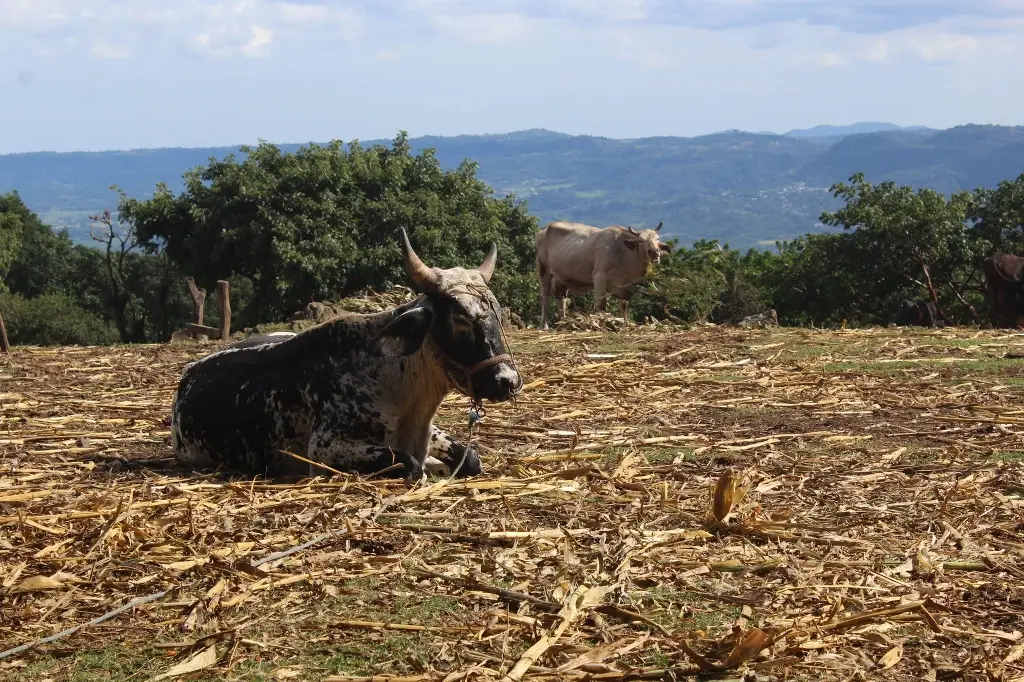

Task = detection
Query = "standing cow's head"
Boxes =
[375,228,524,403]
[623,221,671,265]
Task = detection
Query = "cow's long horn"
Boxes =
[654,220,663,233]
[478,242,498,283]
[627,225,639,235]
[400,228,440,292]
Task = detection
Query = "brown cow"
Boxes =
[983,251,1024,329]
[536,220,670,330]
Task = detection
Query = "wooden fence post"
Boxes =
[186,277,206,326]
[217,280,231,340]
[0,312,9,354]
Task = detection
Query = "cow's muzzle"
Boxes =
[444,353,523,404]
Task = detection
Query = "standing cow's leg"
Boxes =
[553,281,568,323]
[539,264,552,330]
[426,424,483,478]
[619,297,628,324]
[593,275,608,313]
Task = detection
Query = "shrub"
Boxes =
[0,293,120,346]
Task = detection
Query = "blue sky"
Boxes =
[2,0,1023,154]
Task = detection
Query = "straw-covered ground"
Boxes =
[2,322,1024,682]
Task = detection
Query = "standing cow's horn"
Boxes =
[654,221,663,233]
[478,242,498,283]
[400,228,441,293]
[627,225,639,235]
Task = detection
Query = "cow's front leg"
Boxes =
[425,424,483,478]
[593,276,608,313]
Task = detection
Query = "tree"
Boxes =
[89,209,143,341]
[818,173,981,324]
[118,133,540,327]
[969,173,1024,254]
[0,192,76,299]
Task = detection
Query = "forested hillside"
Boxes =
[3,123,1023,249]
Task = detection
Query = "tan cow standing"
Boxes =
[536,220,671,330]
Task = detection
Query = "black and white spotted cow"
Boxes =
[169,229,523,482]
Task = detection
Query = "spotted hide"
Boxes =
[169,229,523,483]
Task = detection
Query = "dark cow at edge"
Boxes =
[983,251,1024,329]
[170,229,523,482]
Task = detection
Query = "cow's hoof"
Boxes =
[422,446,483,479]
[449,444,483,478]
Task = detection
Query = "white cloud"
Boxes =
[1,0,358,59]
[904,33,981,63]
[0,0,70,28]
[555,0,648,22]
[192,23,273,58]
[373,49,399,61]
[433,12,536,45]
[90,38,130,59]
[593,29,673,69]
[276,2,330,23]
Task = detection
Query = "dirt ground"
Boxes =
[1,324,1023,681]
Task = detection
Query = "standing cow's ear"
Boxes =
[622,238,640,251]
[374,306,434,357]
[659,242,672,253]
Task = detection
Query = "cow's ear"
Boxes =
[623,238,640,251]
[658,242,672,253]
[374,306,434,357]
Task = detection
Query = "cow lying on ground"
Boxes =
[536,220,671,330]
[169,229,523,483]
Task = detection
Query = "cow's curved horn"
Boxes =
[627,225,639,235]
[400,228,440,292]
[478,242,498,283]
[654,221,663,233]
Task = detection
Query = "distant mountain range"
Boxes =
[782,122,935,138]
[2,122,1023,250]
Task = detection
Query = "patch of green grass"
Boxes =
[9,578,467,682]
[7,647,173,682]
[633,587,741,634]
[644,446,692,464]
[990,450,1024,463]
[823,358,1024,376]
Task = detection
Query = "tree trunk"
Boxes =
[0,312,9,354]
[947,284,981,325]
[917,255,953,325]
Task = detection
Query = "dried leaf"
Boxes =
[878,643,903,670]
[711,469,737,522]
[151,644,218,680]
[725,628,771,668]
[13,575,63,593]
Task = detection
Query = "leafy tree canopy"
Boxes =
[118,132,539,326]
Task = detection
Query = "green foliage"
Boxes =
[628,240,773,324]
[0,192,196,346]
[0,292,119,346]
[118,133,540,326]
[968,172,1024,254]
